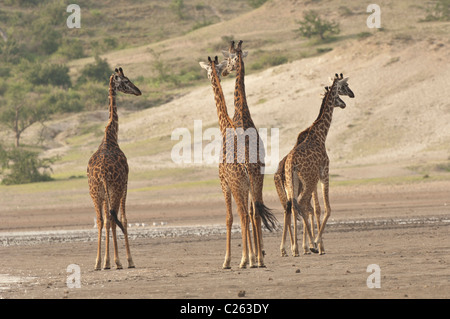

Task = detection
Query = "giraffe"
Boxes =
[275,74,354,256]
[283,74,350,257]
[87,67,141,270]
[222,40,277,268]
[199,56,255,269]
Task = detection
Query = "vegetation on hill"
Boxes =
[0,0,448,184]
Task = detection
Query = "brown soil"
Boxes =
[0,181,448,300]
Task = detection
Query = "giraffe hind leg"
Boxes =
[120,190,135,268]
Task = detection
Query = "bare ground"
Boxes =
[0,181,449,300]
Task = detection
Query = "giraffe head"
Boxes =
[111,67,142,96]
[221,40,248,77]
[324,86,346,109]
[199,56,228,82]
[335,73,354,98]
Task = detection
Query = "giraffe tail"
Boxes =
[254,201,278,232]
[109,209,125,234]
[102,178,125,234]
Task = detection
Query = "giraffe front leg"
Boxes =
[223,188,233,269]
[290,204,299,257]
[238,211,250,269]
[248,204,257,268]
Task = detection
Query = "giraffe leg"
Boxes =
[121,189,135,268]
[280,209,290,257]
[109,200,123,270]
[315,174,331,254]
[289,175,300,257]
[302,195,316,254]
[274,170,289,257]
[103,201,111,269]
[94,201,103,270]
[222,186,233,269]
[297,183,318,255]
[234,195,250,269]
[247,195,257,268]
[312,189,325,254]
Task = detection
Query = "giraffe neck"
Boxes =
[233,52,254,128]
[104,77,119,144]
[308,82,339,145]
[211,69,234,135]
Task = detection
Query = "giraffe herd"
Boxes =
[86,41,354,270]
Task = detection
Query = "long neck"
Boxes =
[307,83,339,145]
[211,69,234,136]
[104,77,118,144]
[233,52,254,128]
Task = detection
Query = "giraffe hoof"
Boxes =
[223,265,231,270]
[310,248,319,254]
[258,264,267,268]
[128,265,136,269]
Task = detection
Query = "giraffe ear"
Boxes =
[339,77,349,84]
[242,51,249,58]
[199,62,209,70]
[115,68,119,73]
[222,50,230,58]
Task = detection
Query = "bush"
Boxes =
[77,81,108,110]
[248,0,268,8]
[422,0,450,21]
[250,52,288,70]
[57,39,85,60]
[297,10,340,40]
[77,55,112,85]
[38,88,83,113]
[28,63,72,88]
[1,148,54,185]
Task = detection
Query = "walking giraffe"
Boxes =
[87,67,141,270]
[283,74,350,256]
[275,74,354,256]
[200,56,256,269]
[222,40,277,267]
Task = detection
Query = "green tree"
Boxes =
[0,83,50,147]
[28,63,72,88]
[297,10,340,41]
[77,55,112,85]
[1,148,54,185]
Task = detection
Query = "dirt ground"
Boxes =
[0,180,449,301]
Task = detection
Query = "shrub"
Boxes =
[76,55,112,85]
[248,0,268,8]
[28,63,72,88]
[1,148,54,185]
[297,10,340,41]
